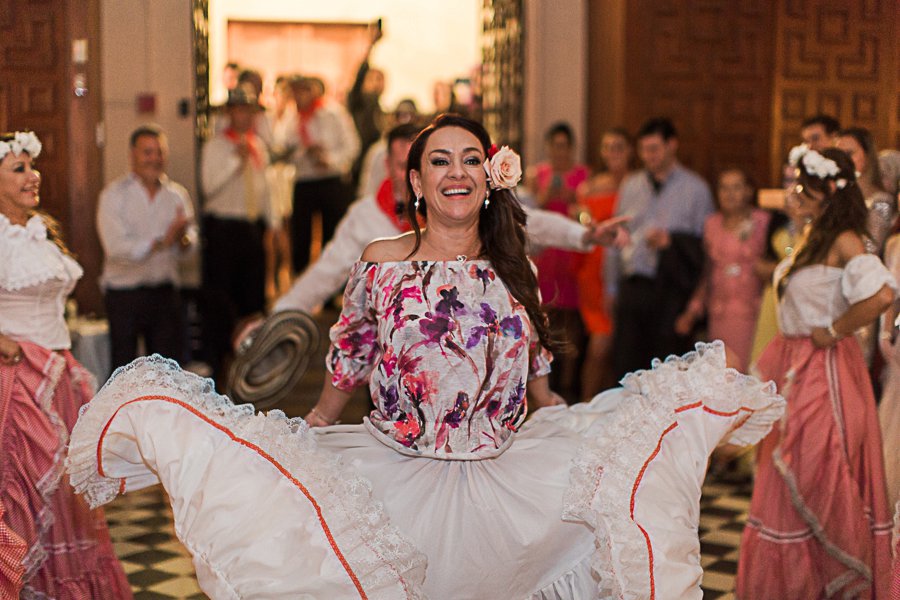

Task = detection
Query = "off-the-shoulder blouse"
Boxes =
[0,214,82,349]
[327,260,552,459]
[775,253,896,336]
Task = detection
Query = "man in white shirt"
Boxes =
[201,83,274,380]
[288,76,361,274]
[97,124,197,368]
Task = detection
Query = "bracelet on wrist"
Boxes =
[827,322,844,340]
[309,406,337,425]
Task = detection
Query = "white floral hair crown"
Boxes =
[787,143,847,188]
[0,131,42,162]
[483,144,522,190]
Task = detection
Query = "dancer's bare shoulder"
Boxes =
[360,232,418,263]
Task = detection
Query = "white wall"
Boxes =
[523,0,588,166]
[208,0,482,113]
[100,1,196,197]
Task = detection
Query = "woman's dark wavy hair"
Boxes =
[0,131,71,256]
[404,113,557,354]
[778,147,867,293]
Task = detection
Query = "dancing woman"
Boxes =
[67,115,784,599]
[0,131,132,598]
[736,146,895,598]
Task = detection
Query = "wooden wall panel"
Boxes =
[0,0,69,222]
[771,1,900,179]
[589,0,900,188]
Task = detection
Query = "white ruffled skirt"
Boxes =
[66,342,784,599]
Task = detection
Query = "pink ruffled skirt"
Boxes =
[0,342,132,599]
[736,335,893,598]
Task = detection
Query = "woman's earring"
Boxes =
[483,191,490,209]
[414,196,421,210]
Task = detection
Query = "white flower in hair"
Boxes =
[788,144,809,167]
[0,131,41,161]
[483,145,522,190]
[787,144,839,180]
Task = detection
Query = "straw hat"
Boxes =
[226,310,320,409]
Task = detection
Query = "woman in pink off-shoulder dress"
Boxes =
[736,146,894,599]
[0,131,131,599]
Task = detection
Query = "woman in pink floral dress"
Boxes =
[736,146,894,598]
[676,168,770,372]
[66,115,785,599]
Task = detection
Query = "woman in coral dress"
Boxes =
[736,146,895,598]
[575,128,632,399]
[67,115,785,599]
[0,131,132,598]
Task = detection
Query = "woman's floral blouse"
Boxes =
[327,260,552,459]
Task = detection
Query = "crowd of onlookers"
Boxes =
[522,114,900,404]
[96,26,484,383]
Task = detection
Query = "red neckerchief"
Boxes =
[297,97,325,147]
[375,178,411,232]
[223,127,262,169]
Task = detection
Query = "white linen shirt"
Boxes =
[286,100,361,182]
[97,173,197,290]
[273,190,589,314]
[0,214,82,349]
[201,133,274,226]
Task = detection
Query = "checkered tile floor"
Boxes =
[106,476,751,599]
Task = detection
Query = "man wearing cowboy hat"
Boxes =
[200,82,275,381]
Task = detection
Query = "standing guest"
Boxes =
[264,75,299,298]
[836,127,896,255]
[800,113,841,152]
[736,146,894,598]
[575,127,633,398]
[749,197,811,363]
[97,124,197,368]
[0,131,132,598]
[357,98,420,199]
[675,168,770,372]
[527,122,591,397]
[288,76,360,274]
[605,117,713,379]
[347,23,386,189]
[877,223,900,510]
[201,83,273,381]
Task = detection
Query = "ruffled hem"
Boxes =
[0,504,27,598]
[16,346,72,583]
[561,341,784,599]
[20,554,133,600]
[67,355,426,599]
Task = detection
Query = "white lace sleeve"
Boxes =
[841,253,897,305]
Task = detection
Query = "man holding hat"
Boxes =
[200,82,274,381]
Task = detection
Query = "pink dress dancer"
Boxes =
[0,214,132,598]
[736,253,895,598]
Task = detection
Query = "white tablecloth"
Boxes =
[69,318,111,386]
